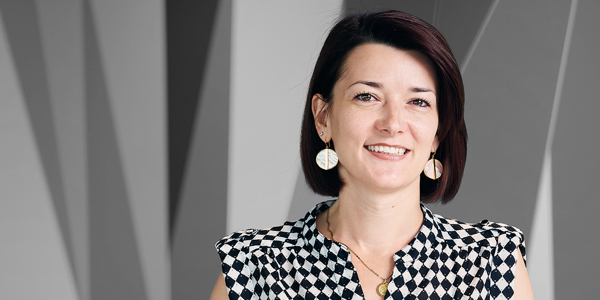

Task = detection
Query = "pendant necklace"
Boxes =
[326,208,392,297]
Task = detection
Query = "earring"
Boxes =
[316,142,338,170]
[424,152,443,180]
[319,131,324,136]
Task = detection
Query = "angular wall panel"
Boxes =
[0,0,71,278]
[85,1,147,298]
[528,152,554,300]
[432,0,494,66]
[553,1,600,298]
[1,1,168,299]
[167,0,220,232]
[228,0,343,232]
[87,1,167,300]
[36,1,88,299]
[171,0,231,299]
[0,7,78,298]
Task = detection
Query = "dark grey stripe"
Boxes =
[170,0,231,299]
[167,0,221,235]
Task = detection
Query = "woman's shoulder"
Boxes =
[427,207,525,251]
[215,219,305,253]
[215,200,333,254]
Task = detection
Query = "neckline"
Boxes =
[302,200,441,264]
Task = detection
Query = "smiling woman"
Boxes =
[211,10,533,300]
[301,15,467,205]
[311,45,440,198]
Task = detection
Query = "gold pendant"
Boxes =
[376,282,388,297]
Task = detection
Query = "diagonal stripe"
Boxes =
[85,1,148,299]
[528,151,554,300]
[460,0,499,73]
[167,0,220,236]
[171,0,231,298]
[544,0,578,151]
[88,1,167,299]
[36,0,88,299]
[430,0,494,67]
[0,6,78,299]
[432,0,439,26]
[529,5,577,297]
[0,0,75,289]
[551,0,599,298]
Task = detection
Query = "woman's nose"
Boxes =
[377,103,407,134]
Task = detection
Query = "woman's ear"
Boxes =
[431,136,440,153]
[312,94,329,140]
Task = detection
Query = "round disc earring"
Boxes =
[424,152,443,180]
[316,142,338,170]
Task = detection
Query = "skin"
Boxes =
[210,43,533,300]
[317,44,440,197]
[210,275,227,300]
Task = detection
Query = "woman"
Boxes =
[211,10,533,299]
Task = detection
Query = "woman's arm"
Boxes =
[210,274,229,300]
[514,249,534,299]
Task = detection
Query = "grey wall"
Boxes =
[0,0,166,299]
[169,0,230,299]
[1,0,597,299]
[552,1,600,298]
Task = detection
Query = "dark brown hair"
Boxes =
[300,10,467,203]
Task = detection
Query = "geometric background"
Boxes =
[0,0,165,299]
[0,0,598,299]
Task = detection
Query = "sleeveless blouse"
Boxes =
[216,200,526,299]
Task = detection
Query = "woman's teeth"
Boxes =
[367,145,406,155]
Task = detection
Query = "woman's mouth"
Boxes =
[365,145,407,155]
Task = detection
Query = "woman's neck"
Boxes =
[324,185,424,256]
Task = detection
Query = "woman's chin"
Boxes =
[357,176,419,195]
[339,166,420,194]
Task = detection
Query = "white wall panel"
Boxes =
[529,153,554,300]
[228,0,343,232]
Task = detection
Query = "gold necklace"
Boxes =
[326,208,392,297]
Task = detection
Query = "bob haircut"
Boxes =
[300,10,467,203]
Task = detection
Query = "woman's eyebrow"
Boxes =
[348,80,382,89]
[410,86,436,95]
[348,81,437,96]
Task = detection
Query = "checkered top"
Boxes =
[216,200,526,299]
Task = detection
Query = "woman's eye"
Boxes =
[356,93,374,102]
[411,99,430,107]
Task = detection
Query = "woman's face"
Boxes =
[314,43,439,194]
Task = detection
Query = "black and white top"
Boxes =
[216,200,525,299]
